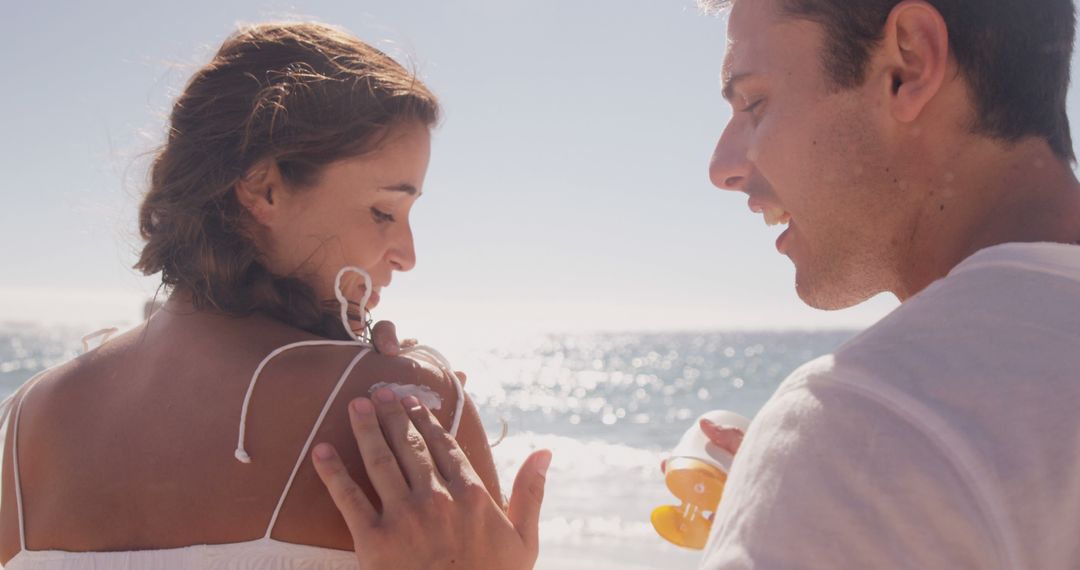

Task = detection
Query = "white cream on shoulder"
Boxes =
[370,382,444,410]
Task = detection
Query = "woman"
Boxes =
[0,22,500,568]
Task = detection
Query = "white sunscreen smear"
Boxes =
[370,382,444,410]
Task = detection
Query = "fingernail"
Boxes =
[313,443,335,460]
[402,395,421,410]
[375,387,396,402]
[702,419,740,431]
[535,450,552,478]
[351,398,374,414]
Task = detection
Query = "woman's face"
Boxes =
[246,121,431,312]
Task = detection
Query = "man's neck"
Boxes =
[893,139,1080,301]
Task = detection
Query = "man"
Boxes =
[312,0,1080,567]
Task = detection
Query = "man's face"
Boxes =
[710,0,911,309]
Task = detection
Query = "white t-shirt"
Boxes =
[700,242,1080,570]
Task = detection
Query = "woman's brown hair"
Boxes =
[135,22,439,338]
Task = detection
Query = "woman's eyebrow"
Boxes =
[379,183,419,196]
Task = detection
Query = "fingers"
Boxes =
[403,398,482,488]
[370,389,443,493]
[507,449,552,554]
[346,397,411,504]
[454,370,468,387]
[372,320,401,355]
[311,443,376,540]
[700,419,745,455]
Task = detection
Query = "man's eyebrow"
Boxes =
[721,72,755,103]
[379,183,419,196]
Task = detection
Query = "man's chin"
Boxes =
[794,274,879,311]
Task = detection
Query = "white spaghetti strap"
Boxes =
[263,347,373,538]
[400,345,466,437]
[4,329,120,550]
[234,340,365,463]
[7,369,53,551]
[80,327,118,353]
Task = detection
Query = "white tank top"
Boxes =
[0,331,466,569]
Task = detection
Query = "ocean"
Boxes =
[0,323,856,569]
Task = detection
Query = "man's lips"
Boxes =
[776,223,793,255]
[745,198,794,255]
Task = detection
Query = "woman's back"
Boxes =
[0,304,499,564]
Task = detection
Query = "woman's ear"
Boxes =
[235,159,285,227]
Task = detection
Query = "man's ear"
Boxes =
[235,158,285,227]
[877,0,950,124]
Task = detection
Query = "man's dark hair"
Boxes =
[708,0,1078,161]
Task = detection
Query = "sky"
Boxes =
[4,0,1078,339]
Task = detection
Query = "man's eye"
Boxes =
[371,207,395,223]
[742,98,766,115]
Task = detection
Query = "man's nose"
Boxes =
[388,223,416,272]
[709,122,752,192]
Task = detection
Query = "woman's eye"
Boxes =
[371,207,395,223]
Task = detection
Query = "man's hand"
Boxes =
[699,417,745,455]
[312,391,550,570]
[660,418,745,474]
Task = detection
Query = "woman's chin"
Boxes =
[365,289,381,310]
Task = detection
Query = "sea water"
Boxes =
[0,323,854,569]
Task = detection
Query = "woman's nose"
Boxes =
[388,223,416,272]
[709,122,752,192]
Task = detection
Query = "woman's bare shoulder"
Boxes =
[264,344,503,550]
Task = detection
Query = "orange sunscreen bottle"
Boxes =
[651,410,750,549]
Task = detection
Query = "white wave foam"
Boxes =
[490,432,701,568]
